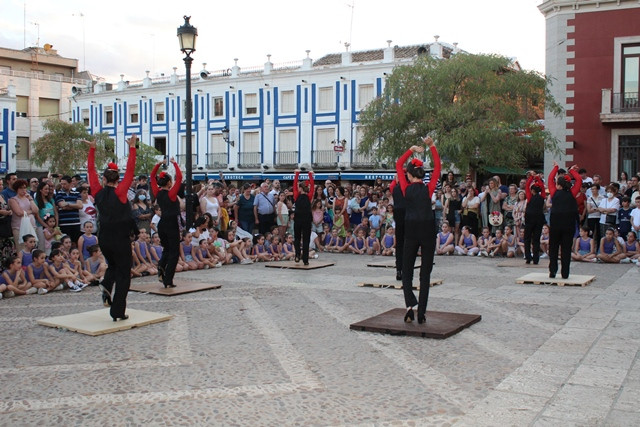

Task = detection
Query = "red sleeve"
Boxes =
[427,145,441,196]
[535,176,546,198]
[150,163,161,197]
[569,168,582,197]
[168,162,182,201]
[293,172,300,201]
[395,149,412,194]
[548,165,558,198]
[307,172,314,201]
[525,175,533,201]
[87,147,103,196]
[114,146,136,204]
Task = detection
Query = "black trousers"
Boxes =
[549,221,574,278]
[394,209,406,273]
[402,219,436,318]
[158,219,180,287]
[293,220,311,263]
[524,219,543,263]
[258,213,275,235]
[99,231,132,319]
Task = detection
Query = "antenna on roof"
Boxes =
[347,0,355,50]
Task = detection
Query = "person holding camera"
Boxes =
[85,134,137,321]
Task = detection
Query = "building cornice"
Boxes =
[539,0,640,17]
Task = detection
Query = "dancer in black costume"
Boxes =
[389,169,406,281]
[547,162,582,279]
[523,171,546,265]
[292,169,315,265]
[150,159,183,288]
[86,135,137,321]
[396,136,441,324]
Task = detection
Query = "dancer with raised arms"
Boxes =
[293,169,314,265]
[86,134,137,321]
[150,158,183,288]
[395,136,441,324]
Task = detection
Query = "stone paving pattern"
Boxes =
[1,254,639,426]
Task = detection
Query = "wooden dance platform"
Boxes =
[366,260,420,268]
[358,279,443,290]
[516,272,595,287]
[129,281,221,295]
[350,309,481,339]
[37,308,173,336]
[264,260,334,270]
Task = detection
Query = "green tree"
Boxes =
[358,53,563,173]
[33,119,160,176]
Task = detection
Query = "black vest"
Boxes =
[95,186,133,236]
[404,183,433,223]
[392,183,406,211]
[294,194,312,223]
[156,190,180,220]
[550,189,579,227]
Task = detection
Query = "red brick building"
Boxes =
[539,0,640,180]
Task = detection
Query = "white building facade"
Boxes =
[72,40,459,181]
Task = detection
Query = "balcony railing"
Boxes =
[612,92,639,113]
[351,151,375,167]
[601,89,640,122]
[206,153,228,169]
[312,150,338,167]
[0,68,91,85]
[275,151,298,166]
[175,154,197,167]
[238,152,261,167]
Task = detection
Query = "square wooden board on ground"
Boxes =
[350,309,481,339]
[516,272,595,286]
[497,259,548,268]
[37,308,173,336]
[358,279,443,289]
[129,281,222,295]
[367,260,420,268]
[264,260,335,270]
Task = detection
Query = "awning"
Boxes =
[483,166,527,176]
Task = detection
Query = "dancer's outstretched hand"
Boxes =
[126,133,137,147]
[82,139,97,148]
[410,145,424,153]
[423,136,434,147]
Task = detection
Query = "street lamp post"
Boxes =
[177,15,197,228]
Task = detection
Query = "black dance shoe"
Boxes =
[164,283,177,288]
[549,272,556,279]
[295,256,300,263]
[303,262,309,266]
[418,314,426,324]
[396,270,402,281]
[404,307,414,323]
[98,284,112,307]
[112,315,129,322]
[157,265,165,283]
[525,259,531,265]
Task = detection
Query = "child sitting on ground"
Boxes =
[539,224,550,258]
[67,248,91,286]
[252,234,273,262]
[268,235,282,261]
[623,231,640,263]
[502,225,517,258]
[597,227,628,263]
[571,226,596,262]
[325,228,343,253]
[27,249,59,294]
[488,228,506,257]
[2,255,36,296]
[435,221,455,255]
[477,227,492,257]
[368,207,382,238]
[381,227,396,256]
[20,234,37,269]
[194,239,220,268]
[134,228,158,276]
[365,229,381,255]
[281,233,296,261]
[455,225,479,256]
[84,244,108,283]
[180,230,204,270]
[48,249,85,292]
[349,229,367,255]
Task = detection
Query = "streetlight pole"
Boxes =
[177,15,198,228]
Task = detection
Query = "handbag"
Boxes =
[605,213,617,225]
[19,213,38,243]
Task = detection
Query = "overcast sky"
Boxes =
[1,0,547,82]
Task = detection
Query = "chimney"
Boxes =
[383,40,394,63]
[142,70,152,88]
[342,42,352,66]
[171,67,178,84]
[231,58,240,78]
[117,74,127,91]
[430,35,443,58]
[302,50,312,70]
[264,54,273,75]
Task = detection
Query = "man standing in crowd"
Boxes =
[137,175,149,192]
[625,175,639,201]
[254,182,276,235]
[55,176,82,243]
[2,173,17,201]
[28,178,39,197]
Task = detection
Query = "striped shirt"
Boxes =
[55,189,81,227]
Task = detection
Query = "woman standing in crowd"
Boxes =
[34,181,57,251]
[586,184,603,247]
[86,135,137,321]
[395,136,441,325]
[150,157,183,289]
[234,184,255,233]
[486,178,503,234]
[293,169,315,265]
[461,185,480,236]
[131,190,153,233]
[8,179,39,252]
[200,184,221,228]
[78,185,97,231]
[547,162,582,279]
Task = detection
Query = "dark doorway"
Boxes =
[154,137,167,156]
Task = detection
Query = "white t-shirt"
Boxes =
[150,214,161,232]
[598,197,620,224]
[630,207,640,232]
[309,231,318,250]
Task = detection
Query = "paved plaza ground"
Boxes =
[1,253,639,426]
